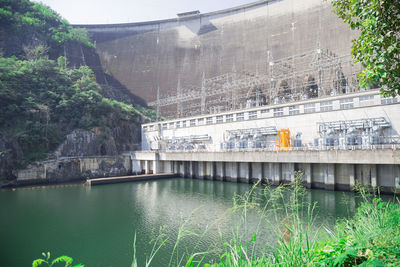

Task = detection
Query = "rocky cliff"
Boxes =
[0,0,155,183]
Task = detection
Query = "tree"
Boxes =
[331,0,400,96]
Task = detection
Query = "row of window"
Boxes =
[144,95,398,131]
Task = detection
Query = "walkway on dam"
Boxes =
[86,173,177,186]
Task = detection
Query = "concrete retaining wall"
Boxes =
[16,155,132,184]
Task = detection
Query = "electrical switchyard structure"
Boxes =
[148,49,363,119]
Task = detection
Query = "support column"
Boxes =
[301,163,312,188]
[324,164,335,190]
[205,162,215,180]
[271,163,281,185]
[215,162,225,181]
[153,160,159,174]
[189,161,194,178]
[282,163,295,183]
[131,156,141,175]
[349,164,355,189]
[371,164,377,187]
[239,162,250,183]
[198,162,205,179]
[182,161,189,178]
[145,160,150,174]
[225,162,238,182]
[173,161,179,176]
[251,162,262,184]
[162,161,171,173]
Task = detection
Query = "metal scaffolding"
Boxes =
[148,49,363,119]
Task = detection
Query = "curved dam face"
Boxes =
[78,0,359,118]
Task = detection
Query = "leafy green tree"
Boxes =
[0,0,93,58]
[331,0,400,96]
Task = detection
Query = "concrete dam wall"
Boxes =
[78,0,360,118]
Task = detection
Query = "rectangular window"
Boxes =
[226,114,233,122]
[190,119,196,127]
[381,96,398,105]
[340,98,354,109]
[169,122,174,129]
[289,105,300,115]
[248,111,257,119]
[162,123,167,130]
[236,112,244,121]
[176,121,181,128]
[273,108,284,117]
[359,95,374,101]
[143,126,147,131]
[216,115,224,123]
[304,103,316,113]
[197,118,204,125]
[261,109,269,114]
[206,117,213,125]
[182,121,186,128]
[320,101,333,112]
[359,95,375,106]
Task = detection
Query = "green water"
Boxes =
[0,178,364,266]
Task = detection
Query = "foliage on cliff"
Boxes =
[0,0,156,168]
[0,0,92,58]
[0,54,155,163]
[331,0,400,97]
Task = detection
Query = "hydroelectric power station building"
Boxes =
[80,0,400,191]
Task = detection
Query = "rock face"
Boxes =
[0,134,22,180]
[54,125,141,158]
[54,129,117,157]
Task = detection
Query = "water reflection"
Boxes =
[0,178,386,266]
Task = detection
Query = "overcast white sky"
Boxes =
[36,0,257,24]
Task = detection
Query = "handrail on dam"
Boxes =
[146,144,400,153]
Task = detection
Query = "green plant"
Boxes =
[32,252,83,267]
[331,0,400,97]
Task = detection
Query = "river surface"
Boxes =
[0,178,377,266]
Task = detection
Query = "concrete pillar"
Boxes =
[173,161,179,176]
[205,162,215,180]
[263,163,271,183]
[131,156,141,175]
[371,164,377,187]
[182,161,189,178]
[153,160,159,174]
[215,162,225,181]
[145,160,150,174]
[189,161,194,178]
[163,161,172,173]
[349,164,355,189]
[251,162,263,183]
[264,163,281,185]
[203,162,211,179]
[301,163,312,188]
[198,162,205,179]
[225,162,238,182]
[239,162,250,183]
[324,164,335,190]
[282,163,295,183]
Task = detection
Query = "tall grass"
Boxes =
[131,173,400,266]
